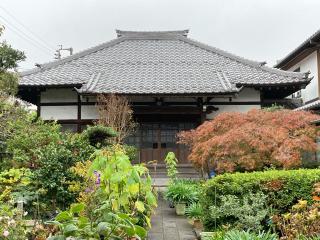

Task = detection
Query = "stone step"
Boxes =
[148,168,199,174]
[150,173,201,179]
[146,164,202,180]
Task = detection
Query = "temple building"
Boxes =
[18,30,310,163]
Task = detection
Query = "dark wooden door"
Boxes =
[137,122,196,163]
[140,123,160,163]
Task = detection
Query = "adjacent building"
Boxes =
[275,29,320,111]
[18,30,310,163]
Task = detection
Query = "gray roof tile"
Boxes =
[20,30,310,94]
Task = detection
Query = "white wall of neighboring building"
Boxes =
[288,50,318,103]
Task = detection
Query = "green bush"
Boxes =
[33,142,79,215]
[0,204,29,240]
[209,192,269,231]
[201,230,277,240]
[83,125,117,147]
[223,230,278,240]
[123,144,138,161]
[202,169,320,230]
[62,132,95,163]
[165,180,200,204]
[185,202,203,220]
[5,116,61,169]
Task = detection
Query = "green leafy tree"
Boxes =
[0,25,26,163]
[33,142,78,214]
[0,25,25,95]
[5,116,61,169]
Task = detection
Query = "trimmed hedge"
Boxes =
[201,169,320,230]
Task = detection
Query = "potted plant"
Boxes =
[185,202,203,229]
[164,182,198,215]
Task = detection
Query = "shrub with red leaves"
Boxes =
[178,109,319,173]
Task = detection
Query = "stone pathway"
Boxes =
[148,195,197,240]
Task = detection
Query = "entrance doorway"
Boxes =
[126,120,197,163]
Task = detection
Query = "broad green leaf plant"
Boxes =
[164,152,178,182]
[49,145,157,239]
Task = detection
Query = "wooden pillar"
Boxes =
[36,89,41,119]
[77,94,81,133]
[200,111,206,123]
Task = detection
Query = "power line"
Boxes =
[0,5,56,50]
[5,26,52,58]
[0,14,54,53]
[0,15,53,56]
[0,17,53,57]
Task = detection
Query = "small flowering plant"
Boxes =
[0,204,28,240]
[273,183,320,239]
[312,182,320,201]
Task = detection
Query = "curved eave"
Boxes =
[19,83,83,89]
[75,90,240,97]
[235,78,311,88]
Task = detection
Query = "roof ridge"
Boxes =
[19,31,188,77]
[178,35,309,79]
[116,29,189,37]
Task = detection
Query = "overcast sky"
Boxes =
[1,0,319,71]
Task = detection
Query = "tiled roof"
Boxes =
[294,99,320,111]
[20,30,310,95]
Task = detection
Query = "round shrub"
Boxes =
[201,169,320,231]
[83,125,117,147]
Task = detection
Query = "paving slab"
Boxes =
[148,195,196,240]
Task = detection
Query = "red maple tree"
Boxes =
[178,109,320,173]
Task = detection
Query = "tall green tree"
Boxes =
[0,25,25,95]
[0,25,26,160]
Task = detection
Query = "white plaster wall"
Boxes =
[81,105,99,119]
[206,88,261,119]
[211,88,260,102]
[39,87,261,120]
[41,106,77,120]
[288,51,318,103]
[41,88,78,103]
[234,88,260,101]
[206,105,261,119]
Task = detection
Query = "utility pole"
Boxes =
[54,45,73,60]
